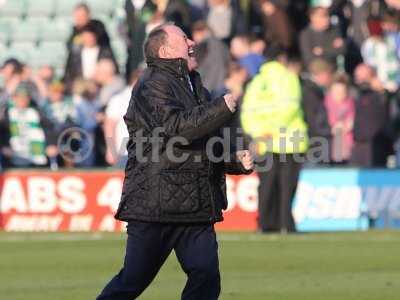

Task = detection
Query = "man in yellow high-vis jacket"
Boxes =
[241,52,308,233]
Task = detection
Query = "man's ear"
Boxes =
[159,45,169,59]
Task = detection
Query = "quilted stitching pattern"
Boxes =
[160,171,200,214]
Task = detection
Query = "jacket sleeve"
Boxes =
[323,27,346,58]
[132,78,234,143]
[299,30,314,66]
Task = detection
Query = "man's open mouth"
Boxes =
[188,48,195,57]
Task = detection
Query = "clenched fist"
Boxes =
[224,93,239,112]
[236,150,254,170]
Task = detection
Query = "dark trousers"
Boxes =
[257,153,302,232]
[96,221,220,300]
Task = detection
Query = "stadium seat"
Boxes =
[53,0,82,17]
[111,39,127,72]
[38,41,66,56]
[0,17,20,44]
[85,0,115,17]
[25,0,56,18]
[39,18,71,42]
[111,40,126,58]
[0,20,11,44]
[0,43,7,61]
[7,42,35,62]
[0,0,27,18]
[11,18,46,43]
[105,19,122,40]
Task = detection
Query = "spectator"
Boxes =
[104,70,142,167]
[20,64,42,104]
[64,23,118,92]
[241,51,308,233]
[382,13,400,85]
[207,0,234,42]
[207,0,246,43]
[41,81,77,168]
[0,82,54,168]
[346,0,371,48]
[0,58,23,104]
[213,62,249,145]
[302,58,334,162]
[41,81,77,134]
[258,0,295,52]
[351,63,388,167]
[324,74,355,163]
[192,21,230,93]
[361,16,400,92]
[94,59,125,108]
[73,80,102,168]
[67,2,110,52]
[149,0,192,35]
[213,62,248,99]
[124,0,157,78]
[30,65,57,101]
[230,35,265,78]
[300,6,346,66]
[249,35,267,56]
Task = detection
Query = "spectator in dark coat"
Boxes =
[351,63,389,167]
[258,0,295,52]
[67,3,110,51]
[302,58,334,163]
[300,6,346,67]
[0,58,23,104]
[124,0,157,78]
[150,0,192,35]
[63,23,119,93]
[192,21,230,94]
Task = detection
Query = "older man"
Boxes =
[96,23,254,300]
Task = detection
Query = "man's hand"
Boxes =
[236,150,254,170]
[46,145,58,158]
[224,93,239,112]
[333,37,344,49]
[312,46,323,56]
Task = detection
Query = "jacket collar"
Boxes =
[146,57,189,78]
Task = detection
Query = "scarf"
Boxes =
[8,102,47,166]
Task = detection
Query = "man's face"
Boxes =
[310,8,330,31]
[162,26,196,64]
[13,93,30,109]
[74,7,90,28]
[1,64,14,80]
[318,70,333,87]
[81,31,97,48]
[354,64,373,85]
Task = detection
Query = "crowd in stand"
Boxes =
[0,0,400,170]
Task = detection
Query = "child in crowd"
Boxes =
[324,74,355,163]
[41,81,77,168]
[72,79,103,167]
[0,82,54,167]
[230,34,265,78]
[361,17,400,92]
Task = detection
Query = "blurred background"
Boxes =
[1,2,400,300]
[0,0,400,233]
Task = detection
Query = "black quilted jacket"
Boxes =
[115,57,251,223]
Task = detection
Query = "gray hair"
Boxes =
[143,22,174,61]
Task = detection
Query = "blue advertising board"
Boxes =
[293,168,400,231]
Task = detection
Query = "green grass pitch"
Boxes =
[1,231,399,300]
